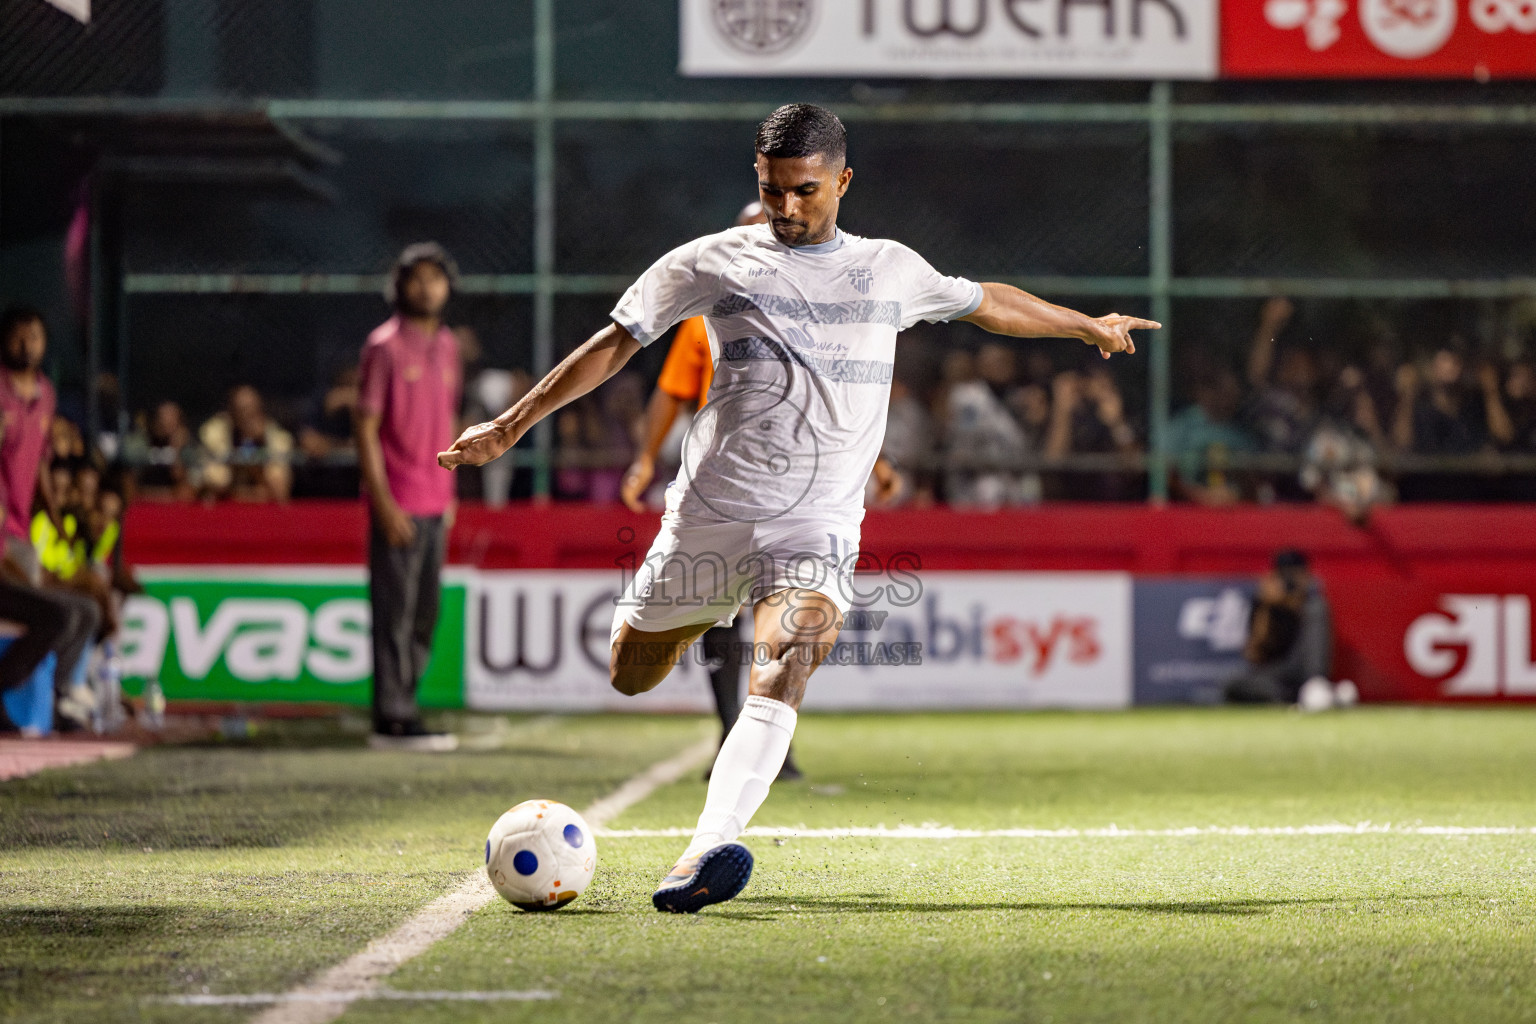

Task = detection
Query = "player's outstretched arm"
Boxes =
[959,282,1158,360]
[438,322,643,469]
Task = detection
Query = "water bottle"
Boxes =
[142,678,167,731]
[92,642,126,734]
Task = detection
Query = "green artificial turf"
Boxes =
[3,709,1535,1023]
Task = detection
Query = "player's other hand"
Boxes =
[438,420,514,470]
[620,454,655,512]
[1082,313,1159,360]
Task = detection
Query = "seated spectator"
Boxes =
[1224,550,1334,706]
[1301,366,1393,524]
[122,400,200,501]
[1393,347,1488,455]
[1497,361,1536,452]
[198,385,294,502]
[1167,367,1261,506]
[552,376,642,503]
[876,378,936,507]
[1244,298,1320,499]
[1392,347,1502,500]
[465,366,535,507]
[296,365,361,498]
[941,343,1039,508]
[49,415,85,465]
[1044,364,1141,500]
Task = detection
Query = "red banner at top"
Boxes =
[1223,0,1536,78]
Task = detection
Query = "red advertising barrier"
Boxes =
[1223,0,1536,79]
[122,501,1536,702]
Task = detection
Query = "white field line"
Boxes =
[163,989,556,1006]
[598,823,1536,839]
[244,733,717,1024]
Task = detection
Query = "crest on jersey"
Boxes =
[847,267,874,295]
[712,0,817,55]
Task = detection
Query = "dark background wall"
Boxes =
[2,0,1534,429]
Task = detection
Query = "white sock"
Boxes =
[684,695,797,858]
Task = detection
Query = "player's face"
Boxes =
[400,262,451,319]
[755,153,852,247]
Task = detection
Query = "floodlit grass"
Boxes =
[0,714,708,1024]
[4,709,1536,1023]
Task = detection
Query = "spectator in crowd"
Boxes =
[1167,366,1261,506]
[1245,298,1320,499]
[1392,347,1488,455]
[296,365,361,499]
[593,373,645,502]
[463,364,534,507]
[1224,549,1336,707]
[929,348,974,438]
[0,307,102,730]
[551,374,645,503]
[1391,346,1509,500]
[553,397,607,501]
[199,385,294,502]
[1043,364,1141,500]
[356,242,461,751]
[941,342,1039,508]
[1008,379,1051,453]
[1497,361,1536,451]
[50,415,85,465]
[122,400,200,501]
[1494,360,1536,500]
[1300,365,1393,523]
[876,377,936,507]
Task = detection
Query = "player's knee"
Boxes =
[608,646,659,697]
[609,666,650,697]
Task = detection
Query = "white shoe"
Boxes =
[55,684,97,731]
[1333,680,1359,708]
[368,726,458,752]
[1297,676,1335,713]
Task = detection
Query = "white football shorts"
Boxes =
[609,499,861,645]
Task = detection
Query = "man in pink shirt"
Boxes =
[0,306,100,731]
[355,244,462,751]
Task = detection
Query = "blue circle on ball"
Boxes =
[512,849,539,876]
[564,824,584,849]
[484,840,490,864]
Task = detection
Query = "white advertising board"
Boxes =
[680,0,1218,80]
[464,570,1132,712]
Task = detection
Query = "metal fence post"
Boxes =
[530,0,556,498]
[1148,81,1173,504]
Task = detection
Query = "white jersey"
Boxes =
[611,223,982,528]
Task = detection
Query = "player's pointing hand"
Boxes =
[1083,313,1160,360]
[438,420,515,470]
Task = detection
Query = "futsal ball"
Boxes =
[485,799,597,911]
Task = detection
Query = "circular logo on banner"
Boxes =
[712,0,817,56]
[1359,0,1457,58]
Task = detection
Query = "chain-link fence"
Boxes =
[3,0,1536,505]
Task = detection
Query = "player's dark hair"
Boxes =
[0,305,44,345]
[755,104,846,167]
[386,242,460,310]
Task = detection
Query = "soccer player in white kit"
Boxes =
[439,103,1157,913]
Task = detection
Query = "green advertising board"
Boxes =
[121,570,466,708]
